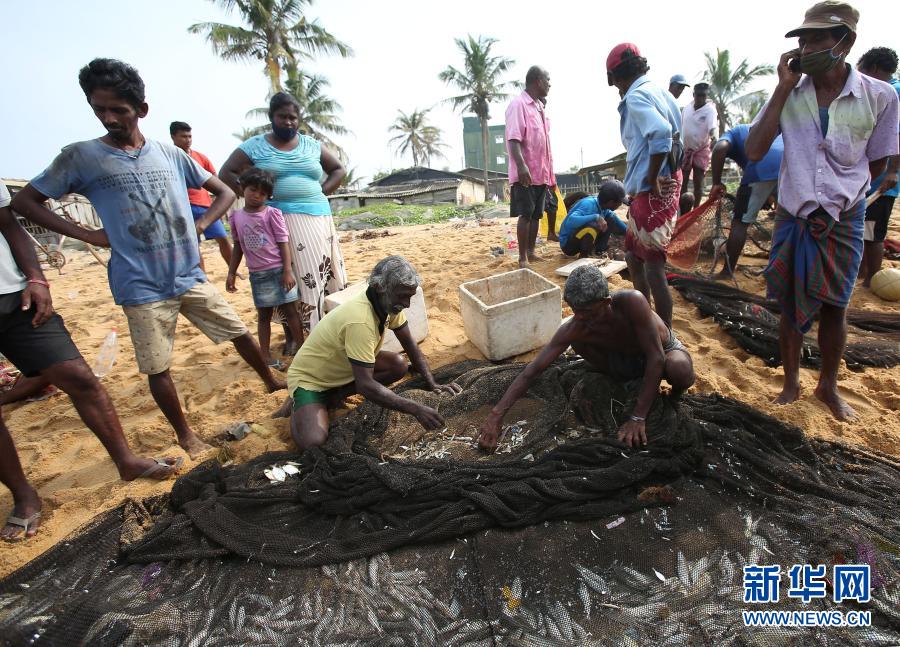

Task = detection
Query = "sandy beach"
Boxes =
[1,208,898,578]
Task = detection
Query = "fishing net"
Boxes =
[670,274,900,369]
[667,196,728,270]
[2,359,899,645]
[668,195,774,273]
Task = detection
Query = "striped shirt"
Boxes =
[238,134,330,216]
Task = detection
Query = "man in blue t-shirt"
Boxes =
[559,180,628,258]
[12,58,285,459]
[709,124,784,277]
[857,47,900,287]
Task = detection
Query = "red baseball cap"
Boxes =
[606,43,642,71]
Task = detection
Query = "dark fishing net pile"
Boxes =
[670,274,900,369]
[2,359,899,646]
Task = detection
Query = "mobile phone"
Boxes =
[787,49,802,74]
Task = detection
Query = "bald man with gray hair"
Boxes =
[479,265,694,451]
[278,256,461,449]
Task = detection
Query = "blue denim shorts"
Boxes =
[249,268,299,308]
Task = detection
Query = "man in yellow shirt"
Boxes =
[278,256,461,449]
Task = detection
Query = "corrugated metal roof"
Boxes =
[357,179,463,199]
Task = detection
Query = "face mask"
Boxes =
[271,124,298,141]
[799,34,846,76]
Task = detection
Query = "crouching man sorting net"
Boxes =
[274,256,461,448]
[479,265,694,451]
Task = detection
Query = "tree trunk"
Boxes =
[480,115,490,200]
[266,57,283,95]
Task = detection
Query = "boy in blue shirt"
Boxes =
[559,180,628,258]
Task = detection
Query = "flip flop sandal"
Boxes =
[26,386,59,402]
[138,456,185,480]
[267,359,287,371]
[3,512,41,541]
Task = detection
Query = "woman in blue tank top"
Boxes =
[222,93,348,344]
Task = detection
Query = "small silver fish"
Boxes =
[578,581,591,619]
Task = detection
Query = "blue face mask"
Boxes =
[271,124,298,141]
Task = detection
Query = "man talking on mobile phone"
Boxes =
[746,1,899,421]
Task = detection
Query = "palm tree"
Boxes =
[421,129,447,168]
[232,126,263,141]
[243,71,349,152]
[189,0,352,95]
[703,49,774,135]
[439,35,517,190]
[733,90,769,125]
[388,109,447,168]
[340,167,365,190]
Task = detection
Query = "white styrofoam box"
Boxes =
[323,281,428,354]
[458,268,561,361]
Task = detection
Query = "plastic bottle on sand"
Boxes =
[505,227,518,256]
[93,327,118,378]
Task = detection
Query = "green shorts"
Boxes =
[291,384,353,409]
[291,386,329,408]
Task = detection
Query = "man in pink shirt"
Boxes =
[506,66,554,268]
[747,1,899,421]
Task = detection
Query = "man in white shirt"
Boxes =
[681,83,719,199]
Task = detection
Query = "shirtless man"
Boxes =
[478,265,694,451]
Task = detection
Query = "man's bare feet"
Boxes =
[266,377,288,393]
[518,258,530,269]
[527,252,544,263]
[814,385,858,421]
[1,489,42,541]
[179,434,214,459]
[713,270,733,281]
[119,456,182,481]
[547,233,559,242]
[271,396,292,419]
[774,383,801,405]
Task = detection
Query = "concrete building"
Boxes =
[462,116,507,174]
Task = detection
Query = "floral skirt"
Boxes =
[277,213,347,333]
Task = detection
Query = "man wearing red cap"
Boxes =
[746,1,899,420]
[606,43,683,327]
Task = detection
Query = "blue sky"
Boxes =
[2,0,894,185]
